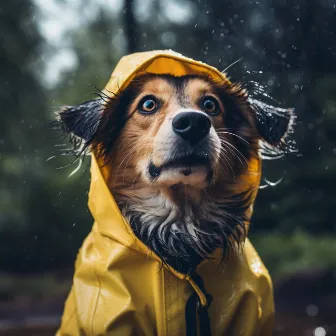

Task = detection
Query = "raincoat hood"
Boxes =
[57,50,274,336]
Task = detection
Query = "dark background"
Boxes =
[0,0,335,335]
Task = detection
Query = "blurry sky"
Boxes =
[34,0,194,87]
[34,0,120,86]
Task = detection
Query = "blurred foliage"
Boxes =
[0,0,335,277]
[0,0,92,272]
[52,9,124,105]
[251,231,336,279]
[0,271,70,301]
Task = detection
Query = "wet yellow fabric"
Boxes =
[57,50,274,336]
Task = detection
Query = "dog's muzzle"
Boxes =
[148,111,214,181]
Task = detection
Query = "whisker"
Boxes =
[207,145,231,178]
[220,141,246,168]
[122,144,146,185]
[112,142,145,190]
[68,157,83,178]
[132,171,142,188]
[221,141,248,167]
[219,137,248,166]
[218,152,235,178]
[216,131,249,144]
[221,57,243,73]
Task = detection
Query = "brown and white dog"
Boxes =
[57,72,294,275]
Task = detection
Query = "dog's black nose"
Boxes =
[172,112,211,145]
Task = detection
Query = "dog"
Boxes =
[56,50,294,335]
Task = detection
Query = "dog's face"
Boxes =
[122,76,222,188]
[58,72,294,273]
[109,75,255,192]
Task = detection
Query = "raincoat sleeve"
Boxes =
[257,277,275,335]
[248,239,275,336]
[56,225,160,336]
[56,289,80,336]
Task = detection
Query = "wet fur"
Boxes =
[56,74,295,274]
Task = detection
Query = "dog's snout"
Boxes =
[172,112,211,145]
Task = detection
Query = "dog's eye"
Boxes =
[138,96,159,114]
[202,97,219,115]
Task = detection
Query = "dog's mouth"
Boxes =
[148,153,211,178]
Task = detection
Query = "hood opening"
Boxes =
[89,49,262,274]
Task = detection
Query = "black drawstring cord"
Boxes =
[185,292,198,336]
[185,274,213,336]
[198,296,212,335]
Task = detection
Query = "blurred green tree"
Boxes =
[0,0,92,272]
[0,0,54,272]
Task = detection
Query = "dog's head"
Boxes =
[57,71,294,273]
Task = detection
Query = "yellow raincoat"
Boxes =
[57,50,274,336]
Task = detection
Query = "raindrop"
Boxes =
[306,304,318,316]
[161,32,176,47]
[314,327,326,336]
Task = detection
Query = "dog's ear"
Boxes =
[249,99,295,147]
[57,99,104,143]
